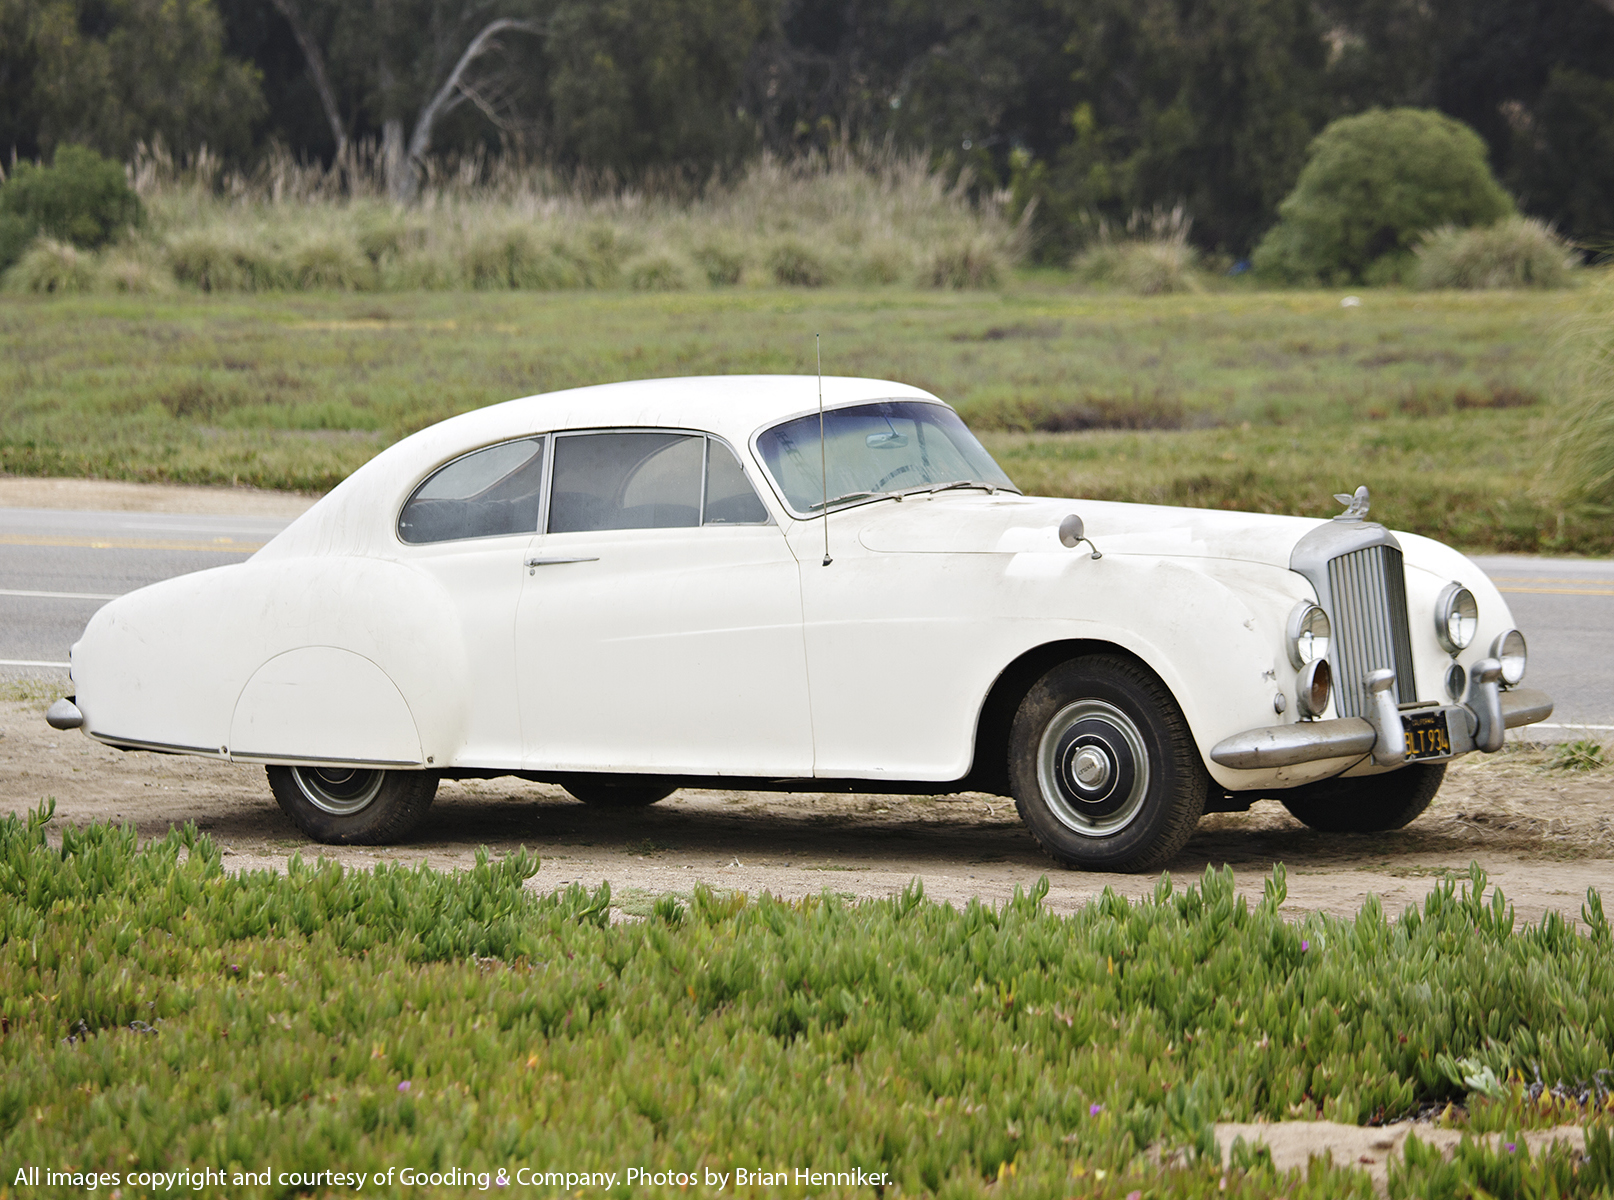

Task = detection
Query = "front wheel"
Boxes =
[1008,655,1208,873]
[1278,762,1445,832]
[267,765,439,844]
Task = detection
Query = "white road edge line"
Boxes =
[1529,723,1614,731]
[0,659,71,668]
[0,588,120,600]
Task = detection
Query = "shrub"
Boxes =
[570,226,628,288]
[292,236,373,290]
[5,237,96,293]
[165,230,291,292]
[1076,238,1200,295]
[857,242,910,285]
[768,238,832,286]
[692,242,745,286]
[1414,218,1577,290]
[356,219,426,264]
[626,253,688,291]
[464,228,583,290]
[1253,109,1516,285]
[0,213,34,273]
[0,145,143,271]
[926,238,1003,289]
[97,248,172,294]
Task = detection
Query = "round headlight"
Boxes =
[1297,658,1332,719]
[1492,629,1526,686]
[1287,601,1331,669]
[1435,583,1478,654]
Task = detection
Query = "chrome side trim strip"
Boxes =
[230,751,422,768]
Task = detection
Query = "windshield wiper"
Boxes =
[895,479,1023,499]
[809,490,892,511]
[810,480,1022,511]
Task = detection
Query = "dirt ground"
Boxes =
[4,686,1611,924]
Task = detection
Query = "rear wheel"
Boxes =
[561,777,677,808]
[1278,763,1445,832]
[1008,655,1208,872]
[267,765,438,844]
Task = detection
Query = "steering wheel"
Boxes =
[874,464,918,490]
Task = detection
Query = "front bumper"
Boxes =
[1210,662,1554,771]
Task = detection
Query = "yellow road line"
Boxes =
[0,535,264,553]
[1489,576,1614,585]
[1498,585,1614,597]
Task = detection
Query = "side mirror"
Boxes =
[1058,513,1102,559]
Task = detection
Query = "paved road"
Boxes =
[0,508,289,671]
[1470,555,1614,740]
[2,508,1608,738]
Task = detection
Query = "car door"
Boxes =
[515,430,813,776]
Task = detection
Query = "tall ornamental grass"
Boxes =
[4,143,1024,295]
[1546,274,1614,509]
[1414,217,1579,290]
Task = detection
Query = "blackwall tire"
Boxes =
[1008,655,1208,873]
[266,765,439,845]
[1278,762,1446,833]
[561,777,677,808]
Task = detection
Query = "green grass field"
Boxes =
[3,805,1612,1198]
[0,282,1606,552]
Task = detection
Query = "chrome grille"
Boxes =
[1326,544,1417,718]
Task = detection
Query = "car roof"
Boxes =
[255,375,943,559]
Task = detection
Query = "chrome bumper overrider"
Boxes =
[1210,664,1555,771]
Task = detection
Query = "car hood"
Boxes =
[855,493,1327,569]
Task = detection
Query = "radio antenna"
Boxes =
[817,333,831,566]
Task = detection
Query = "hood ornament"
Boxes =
[1332,485,1370,521]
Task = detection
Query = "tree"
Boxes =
[543,0,771,176]
[1252,107,1516,283]
[258,0,546,198]
[0,0,263,161]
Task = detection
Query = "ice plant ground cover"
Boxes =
[2,803,1612,1197]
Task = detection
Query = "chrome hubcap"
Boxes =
[292,766,384,816]
[1036,699,1151,838]
[1071,745,1113,789]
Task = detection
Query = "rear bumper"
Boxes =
[1210,684,1554,771]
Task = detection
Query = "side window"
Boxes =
[704,440,771,525]
[398,437,546,544]
[550,432,702,532]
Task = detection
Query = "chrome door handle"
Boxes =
[525,555,599,568]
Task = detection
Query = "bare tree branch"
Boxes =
[266,0,348,161]
[405,19,545,171]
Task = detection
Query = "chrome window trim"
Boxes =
[394,433,550,547]
[542,427,775,534]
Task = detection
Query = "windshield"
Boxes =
[755,400,1017,514]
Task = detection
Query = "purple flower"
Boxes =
[398,1081,412,1092]
[1506,1143,1517,1153]
[1089,1103,1103,1116]
[1301,940,1310,952]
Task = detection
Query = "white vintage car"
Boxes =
[48,376,1552,871]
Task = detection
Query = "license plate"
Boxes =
[1403,709,1453,760]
